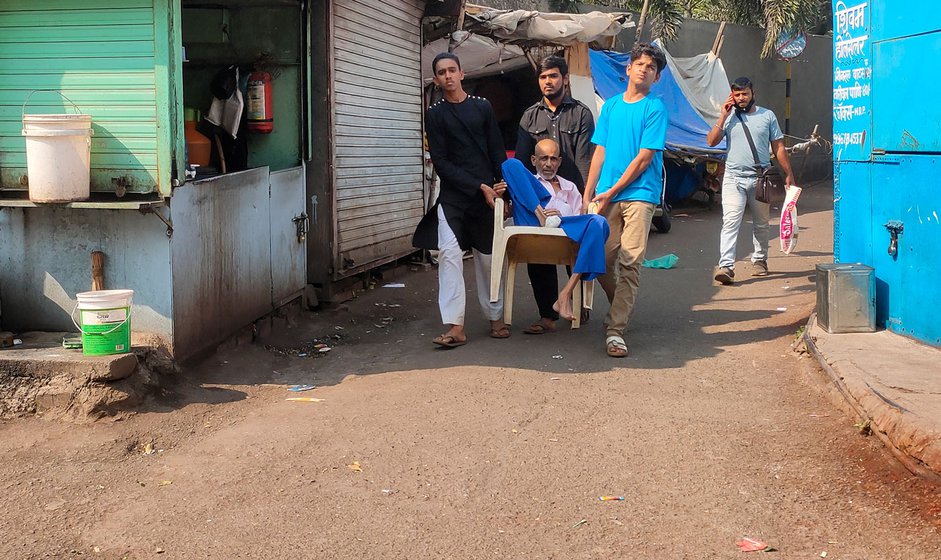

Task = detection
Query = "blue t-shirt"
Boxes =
[590,94,667,205]
[722,107,783,177]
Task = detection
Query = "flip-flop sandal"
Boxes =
[523,323,555,335]
[605,335,629,358]
[433,334,466,348]
[489,327,511,339]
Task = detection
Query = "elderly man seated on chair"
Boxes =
[502,139,609,326]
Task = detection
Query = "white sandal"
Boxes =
[605,335,628,358]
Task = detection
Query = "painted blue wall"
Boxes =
[0,207,173,346]
[833,1,941,347]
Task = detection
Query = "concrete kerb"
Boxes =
[802,314,941,483]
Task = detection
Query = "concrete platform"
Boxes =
[804,317,941,482]
[0,331,142,420]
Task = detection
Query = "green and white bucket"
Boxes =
[72,289,133,356]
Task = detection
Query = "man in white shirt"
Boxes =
[523,139,584,334]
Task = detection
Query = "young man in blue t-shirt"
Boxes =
[583,43,668,358]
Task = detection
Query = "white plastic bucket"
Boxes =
[21,91,93,203]
[72,289,134,356]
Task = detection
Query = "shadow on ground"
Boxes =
[151,182,835,410]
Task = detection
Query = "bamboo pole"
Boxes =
[634,0,650,47]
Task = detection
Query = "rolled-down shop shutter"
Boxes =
[332,0,426,277]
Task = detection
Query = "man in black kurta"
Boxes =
[413,53,509,348]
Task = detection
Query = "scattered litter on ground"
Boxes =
[548,438,558,442]
[571,519,588,529]
[143,442,157,455]
[820,552,827,558]
[808,413,830,418]
[334,326,344,330]
[12,338,23,346]
[286,397,324,403]
[598,496,624,501]
[383,283,406,288]
[776,307,787,312]
[381,488,398,495]
[736,537,776,552]
[61,335,82,349]
[288,384,317,392]
[265,335,339,358]
[642,253,679,269]
[552,355,563,359]
[550,377,560,381]
[347,461,363,472]
[159,480,172,486]
[156,548,165,554]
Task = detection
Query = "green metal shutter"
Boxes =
[0,0,178,196]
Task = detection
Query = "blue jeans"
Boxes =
[718,173,770,269]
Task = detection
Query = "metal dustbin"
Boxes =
[815,263,876,333]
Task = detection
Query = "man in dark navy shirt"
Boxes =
[515,55,595,335]
[413,52,509,348]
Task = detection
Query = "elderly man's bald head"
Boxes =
[534,138,561,158]
[532,138,562,180]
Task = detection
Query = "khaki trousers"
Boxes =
[597,201,655,338]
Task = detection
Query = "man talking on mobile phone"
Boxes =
[706,76,795,285]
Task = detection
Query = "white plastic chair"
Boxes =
[489,197,595,329]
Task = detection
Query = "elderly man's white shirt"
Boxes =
[535,174,582,217]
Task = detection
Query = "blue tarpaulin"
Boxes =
[589,48,726,156]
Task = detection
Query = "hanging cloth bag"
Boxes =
[735,112,784,204]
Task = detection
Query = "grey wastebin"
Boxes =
[815,263,876,333]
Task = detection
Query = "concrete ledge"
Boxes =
[803,315,941,482]
[0,332,144,421]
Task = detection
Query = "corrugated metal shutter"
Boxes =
[333,0,425,275]
[0,0,170,195]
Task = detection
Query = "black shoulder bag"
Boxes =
[735,112,784,204]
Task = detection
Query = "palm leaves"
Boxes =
[554,0,827,58]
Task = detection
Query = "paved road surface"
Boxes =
[2,183,939,559]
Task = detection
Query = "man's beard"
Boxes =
[538,170,557,181]
[544,88,564,103]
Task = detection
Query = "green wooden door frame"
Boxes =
[157,0,184,197]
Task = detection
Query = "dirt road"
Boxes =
[2,184,939,559]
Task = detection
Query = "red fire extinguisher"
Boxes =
[247,71,273,134]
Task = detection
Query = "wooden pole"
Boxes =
[711,22,727,55]
[634,0,650,47]
[91,251,105,291]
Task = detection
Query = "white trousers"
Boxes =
[437,205,504,326]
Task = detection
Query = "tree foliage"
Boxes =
[551,0,828,57]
